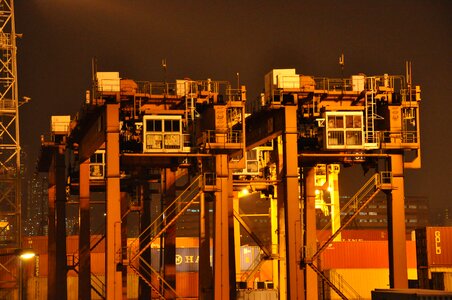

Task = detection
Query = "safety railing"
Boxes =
[203,130,243,146]
[135,79,232,98]
[328,269,362,299]
[129,175,202,262]
[66,254,105,299]
[314,173,383,261]
[380,130,419,144]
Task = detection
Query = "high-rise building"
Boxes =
[24,174,48,236]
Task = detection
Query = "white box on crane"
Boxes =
[351,75,365,92]
[96,72,120,92]
[51,115,71,135]
[264,69,300,100]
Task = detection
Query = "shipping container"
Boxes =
[321,241,416,269]
[371,288,452,300]
[317,229,389,242]
[416,227,452,268]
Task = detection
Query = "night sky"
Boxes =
[15,1,452,216]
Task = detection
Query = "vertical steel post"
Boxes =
[120,191,128,300]
[139,172,151,299]
[78,159,91,300]
[387,153,408,288]
[228,177,237,299]
[199,190,213,299]
[47,160,56,300]
[47,147,67,300]
[275,137,287,300]
[280,106,304,299]
[304,167,318,299]
[105,104,122,299]
[163,169,177,298]
[214,154,231,300]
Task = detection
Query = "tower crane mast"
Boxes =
[0,0,23,299]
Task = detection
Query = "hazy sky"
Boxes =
[15,1,452,213]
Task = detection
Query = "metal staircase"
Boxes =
[307,172,390,300]
[128,175,203,297]
[67,222,107,299]
[328,269,362,299]
[67,254,105,299]
[365,91,378,146]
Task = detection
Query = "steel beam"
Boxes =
[163,169,177,298]
[47,147,67,300]
[304,167,318,299]
[387,153,408,288]
[139,172,151,299]
[278,106,304,300]
[214,154,232,299]
[199,191,213,299]
[105,104,123,299]
[78,159,91,300]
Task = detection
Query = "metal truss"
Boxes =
[0,0,22,299]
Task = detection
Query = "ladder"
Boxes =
[365,91,377,145]
[128,175,203,297]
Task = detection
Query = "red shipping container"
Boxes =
[417,227,452,267]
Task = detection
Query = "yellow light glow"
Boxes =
[19,251,35,260]
[241,188,249,196]
[315,189,320,195]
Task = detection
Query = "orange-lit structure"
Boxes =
[37,64,422,299]
[0,1,24,299]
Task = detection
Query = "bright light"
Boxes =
[315,189,320,195]
[241,188,249,196]
[19,250,35,260]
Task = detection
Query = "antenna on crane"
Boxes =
[162,58,168,94]
[339,53,345,90]
[89,57,98,104]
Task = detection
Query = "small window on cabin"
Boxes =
[247,149,258,161]
[164,119,180,132]
[328,116,344,129]
[147,119,162,132]
[346,115,362,129]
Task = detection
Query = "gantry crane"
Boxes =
[37,63,421,300]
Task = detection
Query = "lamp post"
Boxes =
[0,249,36,300]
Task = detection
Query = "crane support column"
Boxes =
[199,190,213,299]
[78,158,91,300]
[105,104,123,299]
[279,106,304,299]
[214,154,234,300]
[304,167,318,299]
[138,171,151,299]
[163,168,177,298]
[387,153,408,288]
[47,146,67,300]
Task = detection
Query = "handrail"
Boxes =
[136,256,179,297]
[129,263,166,300]
[319,174,379,234]
[309,263,348,300]
[329,269,362,299]
[129,175,202,254]
[131,189,202,262]
[313,174,381,261]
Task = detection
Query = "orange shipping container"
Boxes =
[321,241,416,269]
[416,226,452,267]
